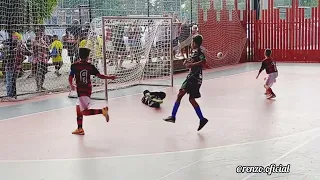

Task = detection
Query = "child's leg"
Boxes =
[264,84,276,98]
[164,89,186,123]
[264,84,272,93]
[264,74,276,98]
[189,97,208,131]
[78,96,110,122]
[76,105,83,128]
[58,62,63,71]
[81,109,103,116]
[189,98,204,120]
[172,89,186,117]
[54,62,61,75]
[188,84,208,130]
[72,105,85,135]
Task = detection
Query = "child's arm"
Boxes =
[185,59,206,68]
[185,53,206,68]
[69,65,76,90]
[68,75,75,90]
[256,62,265,79]
[91,64,116,80]
[96,74,116,80]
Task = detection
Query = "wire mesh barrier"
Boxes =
[0,0,247,101]
[66,16,174,100]
[0,0,191,102]
[3,0,318,101]
[0,21,178,101]
[0,24,87,101]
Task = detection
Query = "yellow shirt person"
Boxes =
[50,36,63,63]
[96,36,103,59]
[79,36,103,59]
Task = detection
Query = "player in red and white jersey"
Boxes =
[69,48,116,135]
[256,49,278,99]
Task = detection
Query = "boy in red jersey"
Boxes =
[69,48,116,135]
[256,49,278,99]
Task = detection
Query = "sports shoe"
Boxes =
[102,107,109,122]
[164,116,176,123]
[72,128,85,135]
[198,118,208,131]
[267,93,276,99]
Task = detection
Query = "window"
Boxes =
[52,16,58,25]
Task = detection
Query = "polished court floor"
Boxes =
[0,62,319,180]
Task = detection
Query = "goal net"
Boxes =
[69,16,174,100]
[197,2,247,68]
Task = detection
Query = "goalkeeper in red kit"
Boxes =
[69,48,116,135]
[256,49,278,99]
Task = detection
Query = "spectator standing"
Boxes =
[32,27,49,91]
[179,21,192,58]
[62,30,76,64]
[50,35,63,76]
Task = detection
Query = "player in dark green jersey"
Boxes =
[164,35,208,131]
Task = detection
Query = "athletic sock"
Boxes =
[194,106,204,120]
[171,102,180,118]
[88,109,103,115]
[77,116,83,129]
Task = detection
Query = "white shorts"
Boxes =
[76,96,92,112]
[266,72,278,87]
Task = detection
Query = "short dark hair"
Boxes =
[53,35,58,39]
[193,35,203,47]
[79,48,90,60]
[265,49,272,57]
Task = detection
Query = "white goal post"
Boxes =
[95,16,174,100]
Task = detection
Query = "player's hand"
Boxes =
[183,59,190,65]
[183,60,187,65]
[185,63,192,68]
[70,85,76,91]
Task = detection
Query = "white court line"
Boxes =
[155,128,320,180]
[0,126,319,163]
[0,70,256,122]
[241,132,320,180]
[155,148,227,180]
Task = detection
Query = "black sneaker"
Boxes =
[164,116,176,123]
[197,118,208,131]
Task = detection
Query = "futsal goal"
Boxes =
[69,16,174,100]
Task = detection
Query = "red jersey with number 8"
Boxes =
[259,58,277,74]
[70,61,100,97]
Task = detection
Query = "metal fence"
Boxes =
[0,24,85,101]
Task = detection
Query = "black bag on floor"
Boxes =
[142,90,166,108]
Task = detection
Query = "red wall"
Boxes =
[198,0,320,64]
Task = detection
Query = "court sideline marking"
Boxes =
[241,132,320,180]
[0,126,319,163]
[155,128,320,180]
[1,70,256,122]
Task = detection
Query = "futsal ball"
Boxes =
[217,52,223,59]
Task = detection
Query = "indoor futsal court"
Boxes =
[1,62,320,180]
